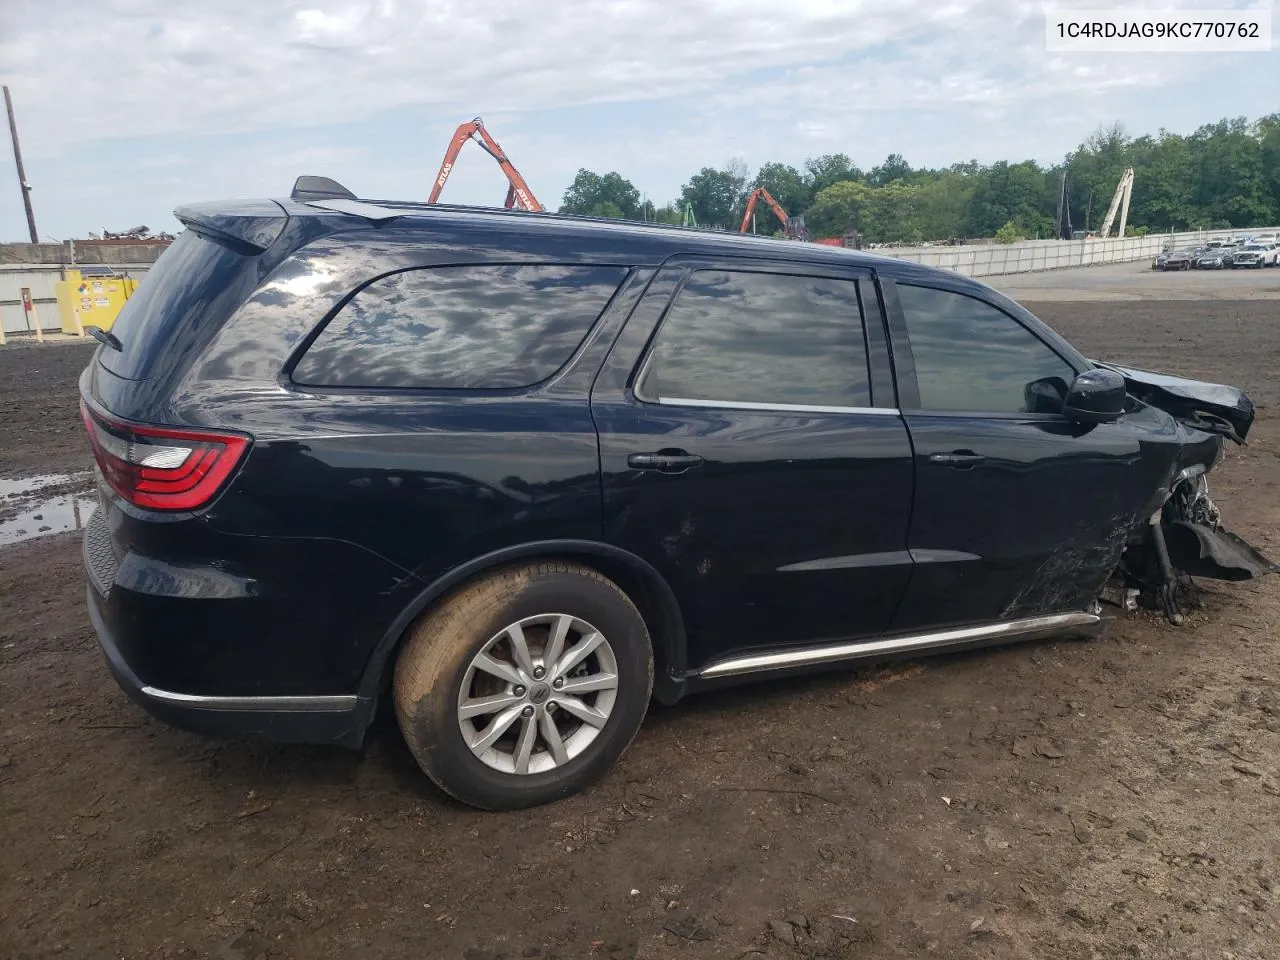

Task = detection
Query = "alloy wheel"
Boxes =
[456,613,620,775]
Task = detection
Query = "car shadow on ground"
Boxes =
[117,628,1121,812]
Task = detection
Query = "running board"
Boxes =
[695,612,1101,679]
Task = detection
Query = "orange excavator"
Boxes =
[739,187,810,241]
[428,117,544,212]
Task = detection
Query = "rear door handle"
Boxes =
[627,450,705,473]
[929,451,986,469]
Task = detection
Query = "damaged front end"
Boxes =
[1099,363,1278,623]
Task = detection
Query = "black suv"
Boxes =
[82,179,1273,809]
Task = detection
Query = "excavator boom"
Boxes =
[428,118,544,212]
[739,187,809,240]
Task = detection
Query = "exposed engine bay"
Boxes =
[1099,363,1278,623]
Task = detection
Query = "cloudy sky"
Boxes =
[0,0,1276,240]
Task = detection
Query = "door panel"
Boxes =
[591,261,914,672]
[883,278,1156,630]
[597,404,915,669]
[892,415,1145,629]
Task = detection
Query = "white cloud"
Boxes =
[1,0,1255,149]
[0,0,1275,237]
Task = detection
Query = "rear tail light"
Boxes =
[80,402,249,511]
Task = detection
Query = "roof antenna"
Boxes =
[291,176,356,201]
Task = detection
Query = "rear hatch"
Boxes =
[89,200,291,414]
[81,201,294,547]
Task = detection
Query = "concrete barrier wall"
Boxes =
[0,242,170,265]
[877,226,1279,277]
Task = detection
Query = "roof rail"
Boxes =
[290,175,357,202]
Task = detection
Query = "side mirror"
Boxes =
[1063,368,1127,424]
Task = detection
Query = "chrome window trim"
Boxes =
[653,396,900,416]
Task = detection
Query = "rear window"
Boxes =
[98,230,260,381]
[292,264,627,390]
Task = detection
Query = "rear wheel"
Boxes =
[393,562,653,810]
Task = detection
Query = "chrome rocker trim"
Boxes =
[696,612,1101,679]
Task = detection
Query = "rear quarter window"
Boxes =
[292,264,628,390]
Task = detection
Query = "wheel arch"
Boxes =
[357,540,689,714]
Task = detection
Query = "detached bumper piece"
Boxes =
[1131,518,1277,625]
[1165,521,1280,582]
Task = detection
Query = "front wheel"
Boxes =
[393,562,653,810]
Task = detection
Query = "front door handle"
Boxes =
[929,450,986,469]
[628,450,705,473]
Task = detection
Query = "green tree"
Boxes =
[804,154,863,199]
[914,172,974,240]
[1259,115,1280,225]
[865,182,924,243]
[1258,113,1280,224]
[649,201,687,226]
[655,111,1278,244]
[1127,131,1197,230]
[806,180,873,238]
[994,221,1022,244]
[965,161,1053,238]
[1189,118,1271,227]
[869,153,911,186]
[680,166,747,228]
[559,169,642,219]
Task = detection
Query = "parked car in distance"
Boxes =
[1219,242,1246,267]
[79,179,1278,809]
[1231,243,1278,269]
[1163,248,1196,270]
[1196,248,1232,270]
[1151,251,1171,270]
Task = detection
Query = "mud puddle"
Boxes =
[0,472,97,546]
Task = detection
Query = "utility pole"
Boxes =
[3,86,39,243]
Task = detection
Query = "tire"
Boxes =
[393,561,653,810]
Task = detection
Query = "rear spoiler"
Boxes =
[174,199,289,254]
[175,178,412,252]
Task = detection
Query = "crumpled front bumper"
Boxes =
[1165,521,1280,582]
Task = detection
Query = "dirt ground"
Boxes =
[3,293,1280,960]
[0,339,97,478]
[992,259,1280,302]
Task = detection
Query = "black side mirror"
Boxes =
[1063,368,1127,424]
[1024,376,1071,414]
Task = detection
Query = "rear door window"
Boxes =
[293,264,627,390]
[637,269,871,408]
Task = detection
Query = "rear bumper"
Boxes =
[88,584,371,747]
[84,510,378,748]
